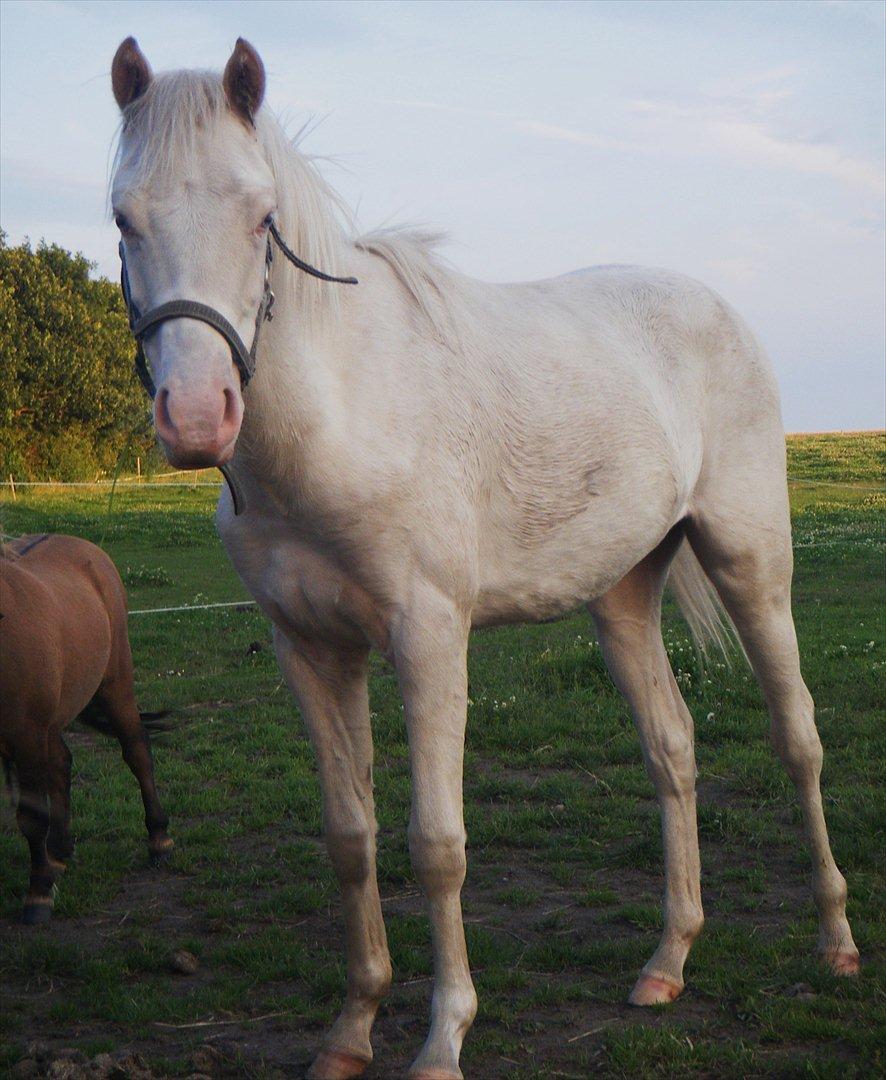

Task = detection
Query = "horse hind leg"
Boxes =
[685,502,859,976]
[95,631,173,864]
[590,527,705,1005]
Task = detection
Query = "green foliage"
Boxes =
[0,230,156,479]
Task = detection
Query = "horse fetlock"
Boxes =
[628,972,684,1007]
[148,834,175,866]
[308,1047,371,1080]
[813,870,848,914]
[819,947,861,977]
[429,982,478,1044]
[673,905,705,944]
[21,895,53,925]
[407,983,476,1079]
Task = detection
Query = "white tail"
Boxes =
[668,540,737,660]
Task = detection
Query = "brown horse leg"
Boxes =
[46,732,75,867]
[91,639,172,865]
[100,683,173,863]
[93,598,173,863]
[16,762,57,924]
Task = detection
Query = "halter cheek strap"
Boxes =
[120,238,275,400]
[119,224,357,515]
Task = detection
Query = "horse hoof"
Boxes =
[628,973,683,1006]
[149,837,175,866]
[408,1069,463,1080]
[21,900,53,925]
[307,1049,370,1080]
[409,1072,463,1080]
[821,949,860,977]
[47,856,67,874]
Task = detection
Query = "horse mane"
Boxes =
[111,70,457,343]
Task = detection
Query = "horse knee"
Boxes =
[17,797,50,840]
[408,825,467,892]
[352,954,393,1004]
[326,824,376,886]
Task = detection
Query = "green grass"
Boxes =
[0,432,883,1078]
[786,430,884,484]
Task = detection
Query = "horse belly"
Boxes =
[472,446,692,627]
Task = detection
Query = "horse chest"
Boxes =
[226,528,391,653]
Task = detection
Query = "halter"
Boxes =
[119,221,357,514]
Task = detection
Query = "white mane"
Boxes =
[112,70,457,339]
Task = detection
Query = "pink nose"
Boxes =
[154,383,243,468]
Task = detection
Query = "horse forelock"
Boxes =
[110,69,458,343]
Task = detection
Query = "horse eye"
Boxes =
[115,213,132,235]
[260,213,274,231]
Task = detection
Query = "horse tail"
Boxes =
[2,755,14,805]
[668,539,739,661]
[77,698,171,737]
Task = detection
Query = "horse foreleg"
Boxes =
[394,599,476,1080]
[16,760,56,924]
[273,628,391,1080]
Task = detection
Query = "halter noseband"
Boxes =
[119,222,357,513]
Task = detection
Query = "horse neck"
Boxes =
[233,132,358,485]
[234,267,356,494]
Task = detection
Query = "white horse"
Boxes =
[109,37,859,1080]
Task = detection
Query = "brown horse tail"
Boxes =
[77,698,172,737]
[2,756,14,803]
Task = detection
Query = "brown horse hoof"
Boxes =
[149,837,175,867]
[821,949,860,977]
[628,973,683,1006]
[307,1049,370,1079]
[21,899,53,925]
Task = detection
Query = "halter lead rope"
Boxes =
[119,222,358,514]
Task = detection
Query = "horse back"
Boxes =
[0,536,125,738]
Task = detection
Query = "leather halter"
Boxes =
[119,222,357,514]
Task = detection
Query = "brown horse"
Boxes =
[0,534,172,923]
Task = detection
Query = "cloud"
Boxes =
[380,78,885,200]
[625,65,884,199]
[629,96,884,197]
[513,120,634,152]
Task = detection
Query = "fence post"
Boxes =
[8,475,15,501]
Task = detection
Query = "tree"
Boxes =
[0,231,157,479]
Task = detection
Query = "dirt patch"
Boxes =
[2,816,842,1080]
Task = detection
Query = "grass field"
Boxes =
[1,432,883,1079]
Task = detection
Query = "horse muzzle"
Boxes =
[153,379,243,469]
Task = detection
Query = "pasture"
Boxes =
[1,431,883,1079]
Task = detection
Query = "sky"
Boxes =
[1,0,884,431]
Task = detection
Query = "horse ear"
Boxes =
[111,37,153,110]
[223,38,266,125]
